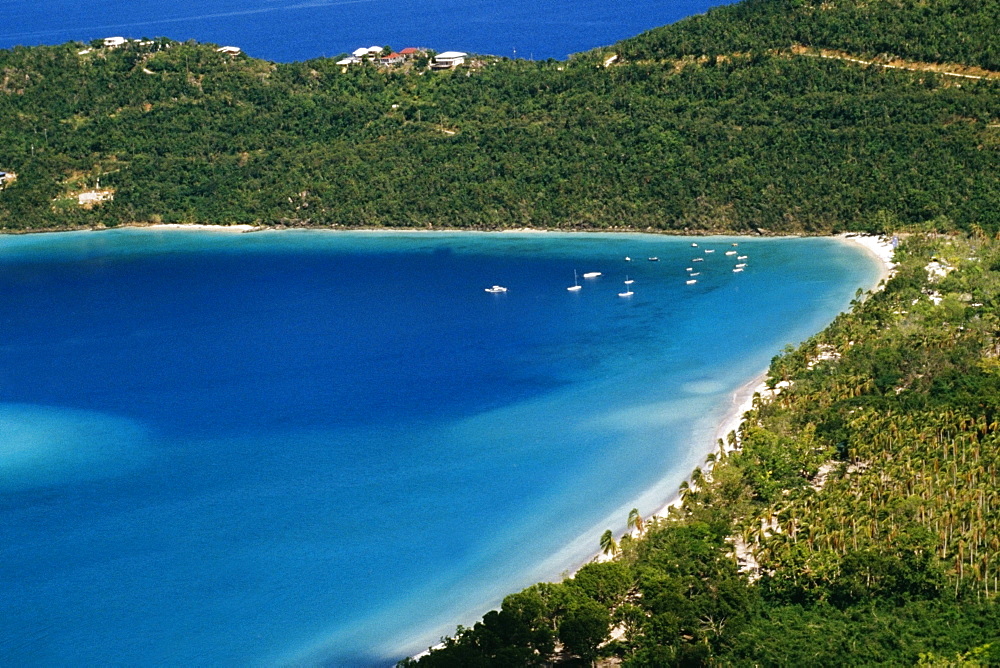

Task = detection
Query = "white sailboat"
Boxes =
[567,270,582,291]
[582,271,602,278]
[624,275,634,285]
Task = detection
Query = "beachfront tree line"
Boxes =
[403,232,1000,666]
[0,0,997,233]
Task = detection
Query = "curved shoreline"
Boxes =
[837,232,897,285]
[0,224,894,664]
[647,370,769,522]
[590,233,895,559]
[408,232,896,663]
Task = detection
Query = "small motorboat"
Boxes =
[485,285,508,293]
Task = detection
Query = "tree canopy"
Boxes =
[0,0,996,234]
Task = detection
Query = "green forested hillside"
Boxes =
[620,0,1000,70]
[406,233,1000,666]
[0,0,996,233]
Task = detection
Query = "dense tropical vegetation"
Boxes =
[403,232,1000,667]
[0,0,997,233]
[620,0,1000,70]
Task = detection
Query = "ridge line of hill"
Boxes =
[789,44,1000,81]
[621,45,1000,82]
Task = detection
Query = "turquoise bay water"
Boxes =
[0,230,880,666]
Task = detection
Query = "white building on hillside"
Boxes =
[78,190,114,207]
[103,37,127,48]
[430,51,467,69]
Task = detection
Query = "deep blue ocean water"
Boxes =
[0,229,881,666]
[0,0,737,62]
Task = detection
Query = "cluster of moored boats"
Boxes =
[485,242,749,294]
[683,242,749,284]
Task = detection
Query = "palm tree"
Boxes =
[600,529,619,557]
[627,508,645,536]
[678,480,691,504]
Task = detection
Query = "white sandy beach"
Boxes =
[139,223,260,232]
[839,232,897,284]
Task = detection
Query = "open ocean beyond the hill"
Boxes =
[0,230,881,665]
[0,0,737,62]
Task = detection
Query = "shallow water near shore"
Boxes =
[0,230,880,666]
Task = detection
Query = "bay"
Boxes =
[0,230,880,666]
[0,0,737,62]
